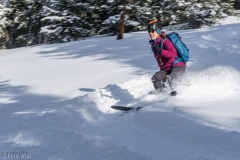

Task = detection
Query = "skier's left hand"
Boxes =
[151,45,162,56]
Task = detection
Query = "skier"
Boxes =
[148,19,185,93]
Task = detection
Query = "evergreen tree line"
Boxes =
[0,0,239,49]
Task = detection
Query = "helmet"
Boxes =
[147,19,162,34]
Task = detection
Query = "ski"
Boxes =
[111,105,143,111]
[111,89,175,112]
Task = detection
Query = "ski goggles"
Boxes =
[148,29,161,34]
[148,29,156,33]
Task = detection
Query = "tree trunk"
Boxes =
[117,0,126,40]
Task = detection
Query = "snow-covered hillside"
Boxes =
[0,17,240,160]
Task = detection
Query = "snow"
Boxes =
[0,16,240,159]
[102,15,121,25]
[41,16,65,21]
[42,6,60,14]
[41,25,63,34]
[126,20,140,26]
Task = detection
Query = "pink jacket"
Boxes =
[150,36,185,71]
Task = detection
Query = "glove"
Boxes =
[151,45,162,56]
[149,40,154,45]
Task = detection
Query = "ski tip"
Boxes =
[111,105,143,111]
[170,91,177,96]
[136,107,143,111]
[111,105,134,111]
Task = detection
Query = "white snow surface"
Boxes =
[0,17,240,160]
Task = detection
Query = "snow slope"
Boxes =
[0,17,240,160]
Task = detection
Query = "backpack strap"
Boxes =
[159,38,166,49]
[159,37,182,68]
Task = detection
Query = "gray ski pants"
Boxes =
[151,66,185,90]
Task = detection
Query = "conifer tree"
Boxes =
[0,3,12,49]
[234,0,240,9]
[40,0,91,44]
[0,0,44,48]
[0,0,31,48]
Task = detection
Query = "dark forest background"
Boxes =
[0,0,239,49]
